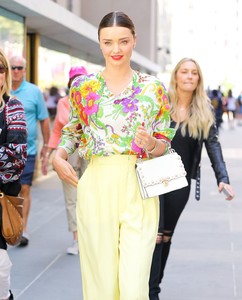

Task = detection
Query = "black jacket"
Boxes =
[191,123,230,200]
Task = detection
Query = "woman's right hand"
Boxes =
[218,182,235,201]
[52,148,78,187]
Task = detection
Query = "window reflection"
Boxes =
[0,8,24,57]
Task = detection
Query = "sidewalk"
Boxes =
[161,120,242,300]
[8,120,242,300]
[8,173,83,299]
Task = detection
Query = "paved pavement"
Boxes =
[8,119,242,300]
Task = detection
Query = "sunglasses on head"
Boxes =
[0,65,7,74]
[11,66,24,71]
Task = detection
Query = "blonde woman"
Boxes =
[149,58,235,300]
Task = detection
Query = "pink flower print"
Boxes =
[132,139,142,154]
[86,92,100,101]
[84,99,99,116]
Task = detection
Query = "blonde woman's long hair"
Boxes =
[0,49,11,108]
[168,57,214,139]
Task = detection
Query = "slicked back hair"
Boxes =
[98,11,136,40]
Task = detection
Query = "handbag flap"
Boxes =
[136,152,187,188]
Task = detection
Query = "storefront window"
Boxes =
[39,47,71,92]
[38,46,102,92]
[0,7,24,57]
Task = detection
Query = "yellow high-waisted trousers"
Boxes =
[76,155,159,300]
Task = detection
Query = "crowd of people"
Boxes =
[208,86,242,131]
[0,10,236,300]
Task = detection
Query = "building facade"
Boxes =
[0,0,161,89]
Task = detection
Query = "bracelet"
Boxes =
[146,138,158,154]
[43,144,48,147]
[160,139,170,154]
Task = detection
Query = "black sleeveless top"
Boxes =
[170,120,198,182]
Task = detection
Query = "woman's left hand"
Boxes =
[218,182,235,201]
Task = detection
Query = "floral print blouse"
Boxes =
[59,71,176,159]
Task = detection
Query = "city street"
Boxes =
[8,120,242,300]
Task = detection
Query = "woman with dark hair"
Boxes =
[225,89,237,129]
[52,11,175,300]
[0,49,27,300]
[45,86,60,118]
[149,58,235,300]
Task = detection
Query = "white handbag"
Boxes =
[135,149,188,199]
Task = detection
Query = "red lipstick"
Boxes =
[111,55,123,60]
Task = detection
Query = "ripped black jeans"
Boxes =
[149,184,191,299]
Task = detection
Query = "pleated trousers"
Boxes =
[76,155,159,300]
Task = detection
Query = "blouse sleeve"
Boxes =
[152,80,176,143]
[0,98,27,183]
[58,88,83,156]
